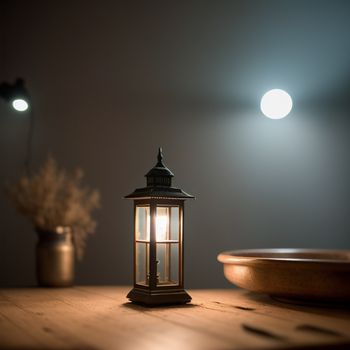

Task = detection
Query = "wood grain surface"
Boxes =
[0,286,350,350]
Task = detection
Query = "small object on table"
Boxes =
[125,148,194,306]
[6,155,100,287]
[36,228,74,287]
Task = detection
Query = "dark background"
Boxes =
[1,0,350,288]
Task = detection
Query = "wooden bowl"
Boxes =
[217,249,350,302]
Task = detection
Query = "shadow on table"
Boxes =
[244,291,350,319]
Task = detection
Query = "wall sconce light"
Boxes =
[0,78,30,112]
[0,78,34,174]
[260,89,293,119]
[125,148,194,306]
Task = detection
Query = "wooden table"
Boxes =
[1,286,350,350]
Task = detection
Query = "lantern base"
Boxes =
[127,287,192,306]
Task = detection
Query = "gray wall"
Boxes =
[1,0,350,288]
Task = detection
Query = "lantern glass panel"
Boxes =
[156,205,181,286]
[136,242,149,286]
[156,207,169,241]
[135,205,150,286]
[136,206,150,241]
[170,206,179,240]
[170,243,179,283]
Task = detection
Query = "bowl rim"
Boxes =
[217,248,350,265]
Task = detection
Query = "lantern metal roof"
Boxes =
[125,148,194,199]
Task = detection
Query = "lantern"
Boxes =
[125,148,194,305]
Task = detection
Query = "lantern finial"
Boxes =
[157,147,163,165]
[124,148,194,199]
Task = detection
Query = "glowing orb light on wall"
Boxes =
[12,98,29,112]
[0,79,30,113]
[260,89,293,119]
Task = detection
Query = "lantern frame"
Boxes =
[125,148,194,305]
